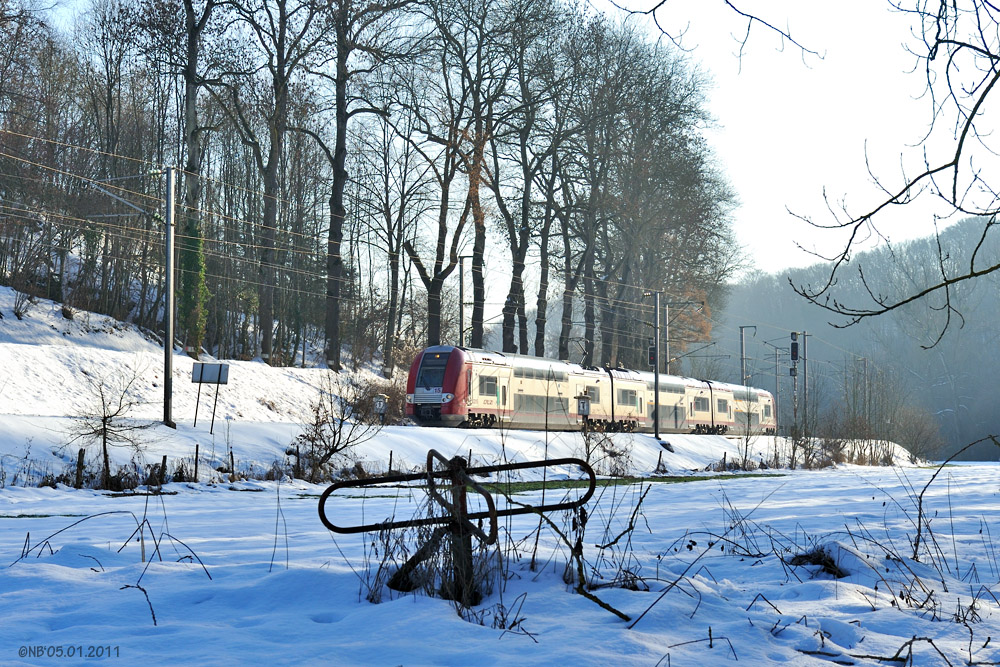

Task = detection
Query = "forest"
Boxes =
[713,217,1000,458]
[0,0,738,378]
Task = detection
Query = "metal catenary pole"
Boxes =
[802,331,809,437]
[163,167,176,428]
[654,292,660,440]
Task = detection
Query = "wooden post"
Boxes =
[388,450,393,474]
[230,450,236,479]
[210,380,221,434]
[194,443,199,482]
[75,448,85,489]
[447,456,477,606]
[194,381,203,427]
[160,454,168,486]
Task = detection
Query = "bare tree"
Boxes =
[209,0,329,364]
[67,364,154,489]
[293,0,414,371]
[486,0,566,354]
[353,106,431,376]
[790,3,1000,345]
[395,43,472,347]
[292,371,385,482]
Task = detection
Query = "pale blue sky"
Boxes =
[668,1,956,274]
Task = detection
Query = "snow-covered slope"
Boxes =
[0,286,914,483]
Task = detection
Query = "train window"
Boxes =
[549,396,568,413]
[586,386,600,403]
[479,375,497,397]
[717,399,728,414]
[694,396,710,412]
[618,388,637,406]
[764,404,771,418]
[416,352,450,388]
[513,394,570,413]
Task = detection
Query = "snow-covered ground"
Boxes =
[4,466,1000,665]
[2,287,996,666]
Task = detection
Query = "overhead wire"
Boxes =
[2,130,823,362]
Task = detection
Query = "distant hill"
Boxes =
[708,217,1000,458]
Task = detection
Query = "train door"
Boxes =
[498,375,510,421]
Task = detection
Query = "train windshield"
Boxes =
[416,352,450,388]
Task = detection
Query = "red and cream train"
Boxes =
[405,345,776,435]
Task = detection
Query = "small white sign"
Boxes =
[192,362,230,385]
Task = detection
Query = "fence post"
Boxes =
[194,443,199,482]
[447,456,476,606]
[75,448,85,489]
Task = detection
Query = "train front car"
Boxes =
[406,346,470,427]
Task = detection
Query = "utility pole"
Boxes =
[642,291,664,440]
[646,297,704,441]
[663,302,669,376]
[790,332,799,437]
[84,170,171,423]
[654,292,660,440]
[739,326,756,386]
[802,331,809,437]
[163,167,176,428]
[762,340,785,432]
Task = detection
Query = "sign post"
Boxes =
[192,362,230,433]
[374,393,388,424]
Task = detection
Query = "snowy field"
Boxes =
[2,288,1000,665]
[4,466,1000,666]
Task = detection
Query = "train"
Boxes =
[405,345,776,435]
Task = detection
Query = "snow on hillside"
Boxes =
[0,287,911,482]
[3,287,983,666]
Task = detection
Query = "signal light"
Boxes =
[791,341,799,361]
[648,346,656,366]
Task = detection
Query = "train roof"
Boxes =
[433,346,602,375]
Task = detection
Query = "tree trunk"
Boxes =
[427,277,444,346]
[179,0,210,358]
[102,430,110,490]
[469,112,486,350]
[326,17,349,371]
[259,153,278,363]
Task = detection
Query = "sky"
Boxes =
[652,1,955,274]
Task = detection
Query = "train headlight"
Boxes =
[441,393,455,403]
[405,394,414,404]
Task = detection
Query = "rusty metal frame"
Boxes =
[317,455,596,536]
